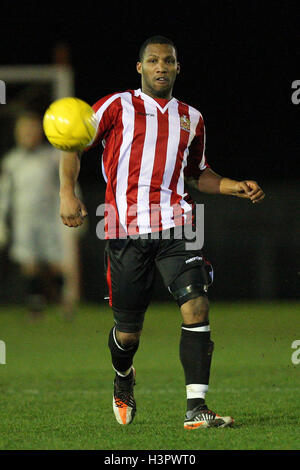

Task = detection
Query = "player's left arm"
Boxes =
[196,168,265,204]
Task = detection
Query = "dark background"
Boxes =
[0,0,299,302]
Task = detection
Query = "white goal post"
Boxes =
[0,65,75,100]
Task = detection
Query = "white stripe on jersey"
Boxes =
[199,125,207,170]
[95,93,120,128]
[101,156,107,183]
[136,101,158,233]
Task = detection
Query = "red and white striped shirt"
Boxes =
[86,88,209,238]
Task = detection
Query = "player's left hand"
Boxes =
[235,180,265,204]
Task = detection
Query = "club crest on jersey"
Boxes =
[180,115,190,132]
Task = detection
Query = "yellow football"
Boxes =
[43,97,97,151]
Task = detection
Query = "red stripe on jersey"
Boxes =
[126,101,147,235]
[149,109,169,230]
[169,102,191,223]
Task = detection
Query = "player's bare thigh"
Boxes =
[180,296,209,324]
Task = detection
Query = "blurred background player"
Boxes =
[0,110,84,317]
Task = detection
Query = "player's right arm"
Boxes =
[59,151,88,227]
[59,93,118,227]
[0,154,13,246]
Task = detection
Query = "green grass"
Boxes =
[0,301,299,450]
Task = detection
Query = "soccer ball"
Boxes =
[43,97,98,151]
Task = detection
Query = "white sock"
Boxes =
[186,383,208,400]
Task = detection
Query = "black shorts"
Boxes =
[104,227,213,332]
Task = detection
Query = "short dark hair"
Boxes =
[139,35,177,61]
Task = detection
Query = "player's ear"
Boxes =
[136,61,142,75]
[176,62,180,75]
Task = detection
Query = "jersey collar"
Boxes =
[134,88,176,114]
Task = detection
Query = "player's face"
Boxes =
[136,43,180,100]
[14,117,44,150]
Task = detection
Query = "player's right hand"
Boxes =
[60,195,88,227]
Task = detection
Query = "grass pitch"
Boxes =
[0,301,299,450]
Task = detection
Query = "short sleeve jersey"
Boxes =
[85,88,209,238]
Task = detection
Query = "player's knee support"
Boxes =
[169,283,208,307]
[168,263,213,307]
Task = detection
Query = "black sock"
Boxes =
[179,322,214,410]
[108,326,139,374]
[26,275,43,297]
[187,398,206,411]
[23,274,46,311]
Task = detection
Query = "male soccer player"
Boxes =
[59,36,265,429]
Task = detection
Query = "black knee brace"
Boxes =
[169,283,207,307]
[168,263,214,307]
